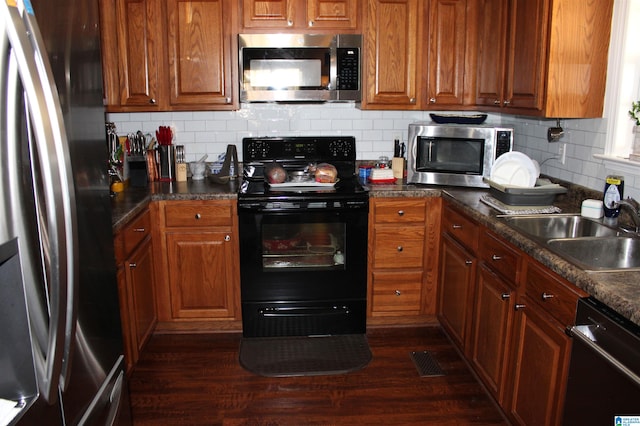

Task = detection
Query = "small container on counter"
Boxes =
[358,165,373,180]
[581,199,604,219]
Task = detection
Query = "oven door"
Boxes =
[238,199,368,336]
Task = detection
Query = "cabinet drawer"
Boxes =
[163,201,232,227]
[122,209,152,255]
[373,199,426,224]
[371,271,423,312]
[372,226,424,269]
[524,260,588,326]
[479,231,521,285]
[442,204,478,252]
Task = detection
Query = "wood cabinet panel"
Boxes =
[241,0,293,28]
[307,0,358,29]
[372,198,427,223]
[479,231,521,285]
[163,200,233,227]
[475,0,507,107]
[426,0,467,106]
[167,0,236,107]
[165,231,237,319]
[441,203,479,252]
[241,0,358,30]
[361,0,422,109]
[507,295,571,426]
[371,226,425,269]
[370,271,423,314]
[470,264,515,404]
[438,233,476,352]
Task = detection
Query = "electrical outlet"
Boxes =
[558,143,567,165]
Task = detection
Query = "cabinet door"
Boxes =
[507,296,571,426]
[241,0,295,28]
[470,265,515,404]
[475,0,507,107]
[166,0,236,108]
[114,0,163,107]
[503,0,549,110]
[125,237,157,355]
[306,0,358,30]
[426,0,467,106]
[361,0,422,109]
[165,231,237,319]
[438,234,476,352]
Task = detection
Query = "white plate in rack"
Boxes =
[490,151,538,187]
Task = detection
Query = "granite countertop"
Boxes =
[111,177,640,327]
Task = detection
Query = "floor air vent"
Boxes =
[410,351,445,377]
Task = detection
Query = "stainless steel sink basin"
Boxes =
[501,214,620,240]
[547,237,640,272]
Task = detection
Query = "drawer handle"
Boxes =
[515,303,526,311]
[395,290,401,296]
[541,292,555,301]
[129,263,137,268]
[133,227,145,233]
[224,235,231,242]
[452,224,462,229]
[491,254,502,261]
[397,210,404,216]
[501,293,511,300]
[397,246,403,252]
[195,213,201,220]
[465,260,473,265]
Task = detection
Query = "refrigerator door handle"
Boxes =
[1,1,77,403]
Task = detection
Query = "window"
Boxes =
[604,0,640,160]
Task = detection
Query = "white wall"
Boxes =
[107,104,640,199]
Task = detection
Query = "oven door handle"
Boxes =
[569,325,640,388]
[259,306,350,317]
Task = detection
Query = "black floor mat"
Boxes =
[410,350,445,377]
[239,334,372,377]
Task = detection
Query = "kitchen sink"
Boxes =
[546,237,640,272]
[500,214,621,240]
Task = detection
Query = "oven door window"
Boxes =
[262,222,345,270]
[416,136,485,175]
[242,48,330,90]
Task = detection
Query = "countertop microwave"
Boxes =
[238,34,361,103]
[407,122,514,188]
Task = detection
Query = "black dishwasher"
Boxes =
[563,297,640,425]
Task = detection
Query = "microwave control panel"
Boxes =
[495,130,513,159]
[337,48,359,90]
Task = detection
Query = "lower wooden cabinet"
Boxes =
[367,197,441,325]
[114,207,157,374]
[153,200,241,332]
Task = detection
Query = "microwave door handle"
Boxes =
[428,141,433,162]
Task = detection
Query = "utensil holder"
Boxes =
[158,145,175,181]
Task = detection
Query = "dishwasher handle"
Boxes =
[570,325,640,388]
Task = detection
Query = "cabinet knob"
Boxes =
[149,98,156,104]
[308,20,314,26]
[503,100,511,106]
[452,224,462,229]
[195,213,201,220]
[225,97,231,104]
[429,97,436,103]
[515,303,526,311]
[465,260,473,265]
[395,290,401,296]
[224,235,231,242]
[501,293,511,300]
[541,292,555,300]
[397,246,403,252]
[493,99,501,105]
[133,227,145,233]
[397,210,404,216]
[491,254,502,261]
[129,263,137,268]
[287,19,293,26]
[410,98,416,104]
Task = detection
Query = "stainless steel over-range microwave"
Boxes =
[238,34,361,103]
[407,123,514,188]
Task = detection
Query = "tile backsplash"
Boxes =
[108,103,640,198]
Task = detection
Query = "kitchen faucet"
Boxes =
[617,197,640,233]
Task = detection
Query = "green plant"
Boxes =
[629,101,640,125]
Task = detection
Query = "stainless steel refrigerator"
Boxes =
[0,0,131,424]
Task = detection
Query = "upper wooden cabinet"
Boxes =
[475,0,613,118]
[425,0,473,108]
[99,0,238,111]
[240,0,359,31]
[166,0,237,108]
[360,0,423,110]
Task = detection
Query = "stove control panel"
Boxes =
[243,136,356,162]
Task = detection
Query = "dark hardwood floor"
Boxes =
[127,326,508,425]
